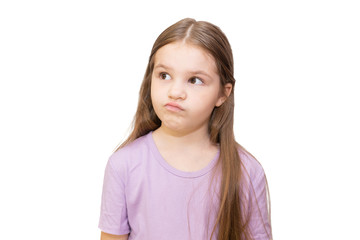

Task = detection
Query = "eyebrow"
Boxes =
[154,63,214,80]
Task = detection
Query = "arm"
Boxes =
[248,169,272,239]
[99,156,130,237]
[101,231,129,240]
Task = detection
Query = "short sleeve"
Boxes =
[248,167,272,240]
[98,155,130,235]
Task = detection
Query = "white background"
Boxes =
[1,0,359,239]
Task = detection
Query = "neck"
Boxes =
[153,124,214,151]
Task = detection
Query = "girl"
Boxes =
[99,18,272,240]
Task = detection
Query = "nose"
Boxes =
[168,79,186,100]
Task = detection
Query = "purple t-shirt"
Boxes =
[98,131,271,239]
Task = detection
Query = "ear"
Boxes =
[215,83,232,107]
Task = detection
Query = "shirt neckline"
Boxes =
[146,131,220,178]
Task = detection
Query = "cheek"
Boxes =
[150,79,159,102]
[190,93,218,115]
[150,80,165,112]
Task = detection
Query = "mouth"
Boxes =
[165,102,184,112]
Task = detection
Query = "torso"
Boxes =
[99,131,268,240]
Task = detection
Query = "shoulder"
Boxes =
[237,145,266,182]
[107,133,151,180]
[110,134,149,160]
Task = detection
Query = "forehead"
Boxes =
[153,42,218,75]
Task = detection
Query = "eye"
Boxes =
[189,77,203,85]
[159,72,171,80]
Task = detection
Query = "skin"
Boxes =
[151,41,232,171]
[100,231,128,240]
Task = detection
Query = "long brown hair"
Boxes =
[115,18,271,240]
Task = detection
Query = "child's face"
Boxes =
[151,41,228,134]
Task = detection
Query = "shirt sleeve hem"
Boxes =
[98,225,130,236]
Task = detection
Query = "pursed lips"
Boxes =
[164,102,184,112]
